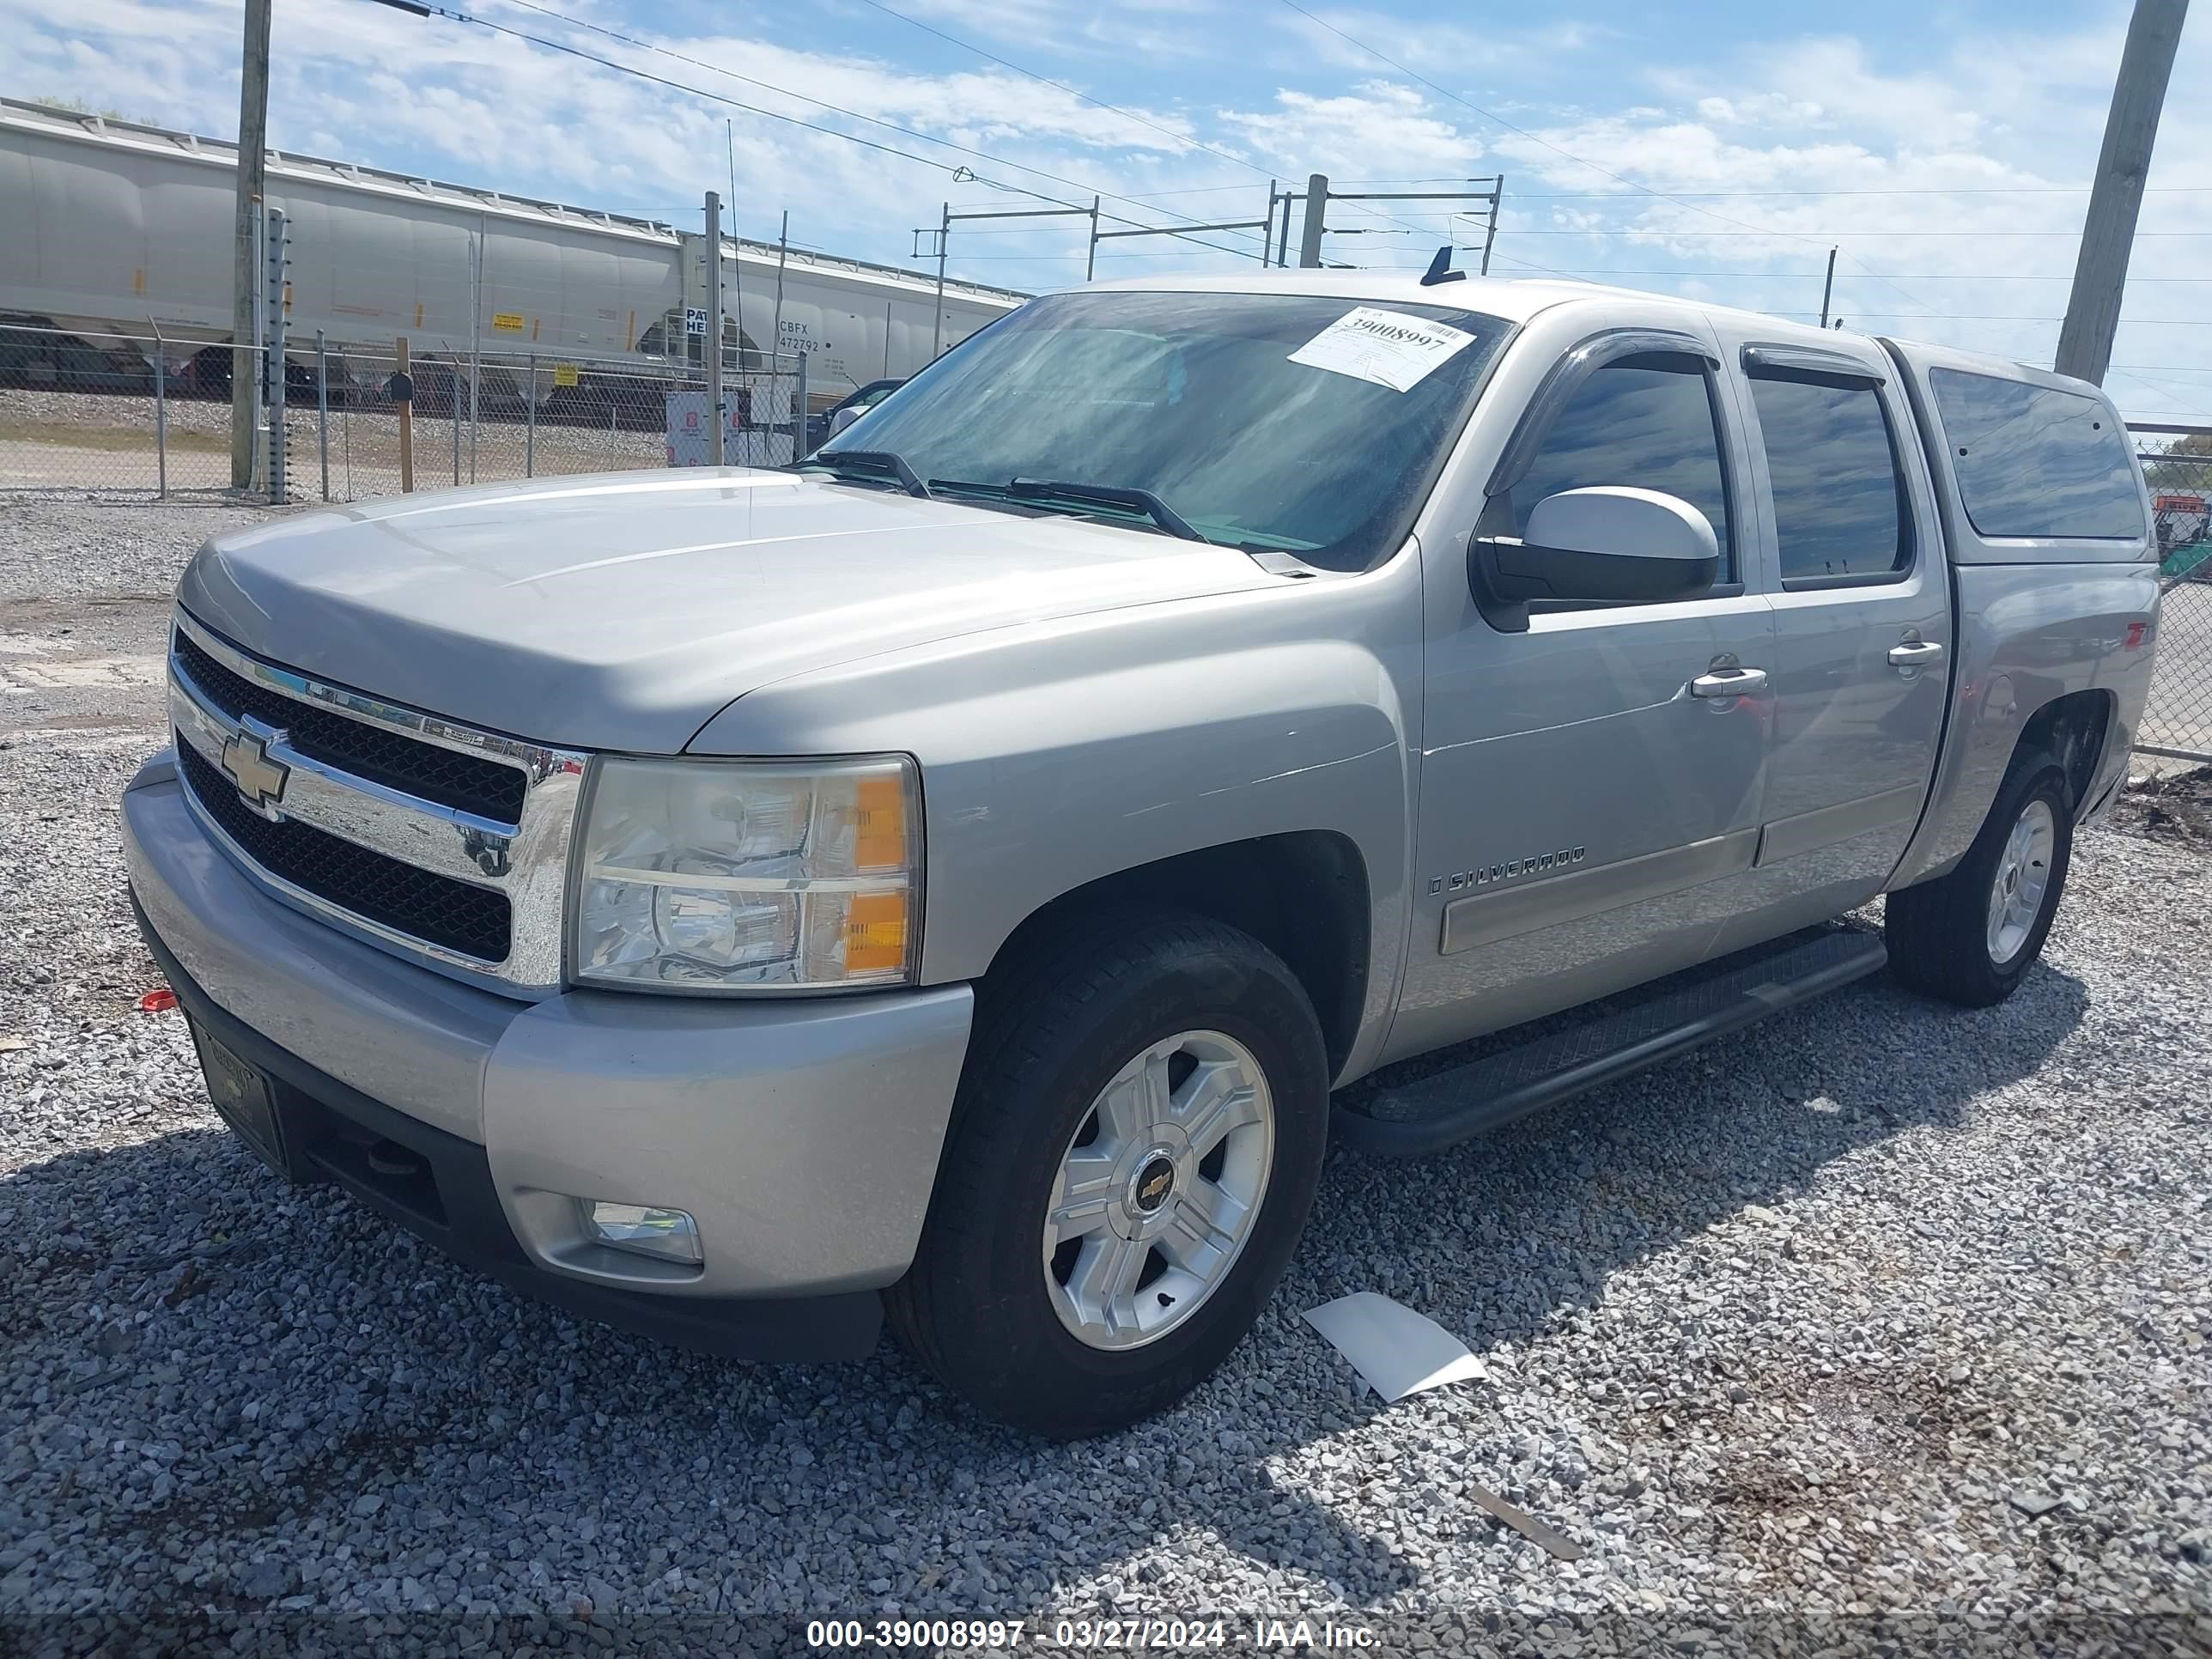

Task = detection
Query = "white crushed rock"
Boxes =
[1,500,2206,1655]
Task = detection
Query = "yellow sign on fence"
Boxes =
[492,312,526,332]
[552,363,579,388]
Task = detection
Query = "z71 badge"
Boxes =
[1430,846,1586,896]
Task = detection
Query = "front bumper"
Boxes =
[122,752,974,1362]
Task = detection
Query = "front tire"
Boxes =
[1887,754,2074,1007]
[886,910,1329,1438]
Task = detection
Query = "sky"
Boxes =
[14,0,2212,421]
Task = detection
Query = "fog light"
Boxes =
[580,1200,703,1265]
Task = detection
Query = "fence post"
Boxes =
[396,336,415,494]
[451,363,461,487]
[264,206,289,505]
[150,328,168,501]
[315,330,331,501]
[796,347,807,463]
[705,190,726,468]
[526,351,537,478]
[468,231,482,484]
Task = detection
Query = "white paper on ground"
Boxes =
[1286,307,1477,393]
[1302,1291,1489,1401]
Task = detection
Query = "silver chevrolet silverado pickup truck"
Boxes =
[125,270,2160,1437]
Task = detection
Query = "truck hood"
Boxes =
[178,467,1279,752]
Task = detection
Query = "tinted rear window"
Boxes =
[1930,368,2142,539]
[1749,374,1909,582]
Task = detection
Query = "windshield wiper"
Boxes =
[999,477,1203,542]
[800,449,932,499]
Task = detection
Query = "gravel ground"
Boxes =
[2,500,2208,1657]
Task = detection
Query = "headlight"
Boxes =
[573,755,920,992]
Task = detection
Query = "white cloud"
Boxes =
[1267,6,1596,80]
[842,0,1224,63]
[1218,81,1481,178]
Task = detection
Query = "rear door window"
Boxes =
[1929,368,2143,539]
[1748,371,1911,584]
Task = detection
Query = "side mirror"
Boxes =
[828,404,865,437]
[1469,487,1719,625]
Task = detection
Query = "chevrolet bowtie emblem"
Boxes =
[219,731,290,808]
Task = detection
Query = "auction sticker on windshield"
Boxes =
[1287,307,1476,392]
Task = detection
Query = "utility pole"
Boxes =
[2056,0,2190,385]
[932,202,951,357]
[705,190,725,467]
[1819,246,1838,328]
[1480,175,1504,276]
[925,202,1092,356]
[726,121,746,368]
[395,337,414,494]
[771,209,790,372]
[230,0,272,489]
[1297,172,1328,269]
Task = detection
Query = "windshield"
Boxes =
[818,290,1512,570]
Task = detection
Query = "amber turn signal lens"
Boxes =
[843,890,908,973]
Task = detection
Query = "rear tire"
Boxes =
[885,910,1329,1439]
[1887,753,2073,1007]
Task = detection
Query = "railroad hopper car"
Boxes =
[0,97,1024,421]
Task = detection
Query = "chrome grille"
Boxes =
[167,611,587,994]
[173,629,528,821]
[177,739,514,961]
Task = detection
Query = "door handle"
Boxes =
[1690,666,1768,698]
[1888,641,1946,668]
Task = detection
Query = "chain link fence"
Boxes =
[1,322,808,505]
[2136,433,2212,764]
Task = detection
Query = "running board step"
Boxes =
[1335,928,1889,1157]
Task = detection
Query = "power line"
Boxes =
[1479,248,1588,281]
[1442,266,2212,283]
[2109,367,2212,420]
[1272,0,1945,319]
[1380,182,2212,197]
[380,3,966,176]
[1360,182,2212,198]
[843,0,1290,258]
[1116,183,1284,199]
[849,0,1265,185]
[383,0,1259,260]
[1342,258,2212,335]
[1761,313,2212,325]
[850,0,1464,257]
[1273,0,1982,320]
[1496,227,2212,237]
